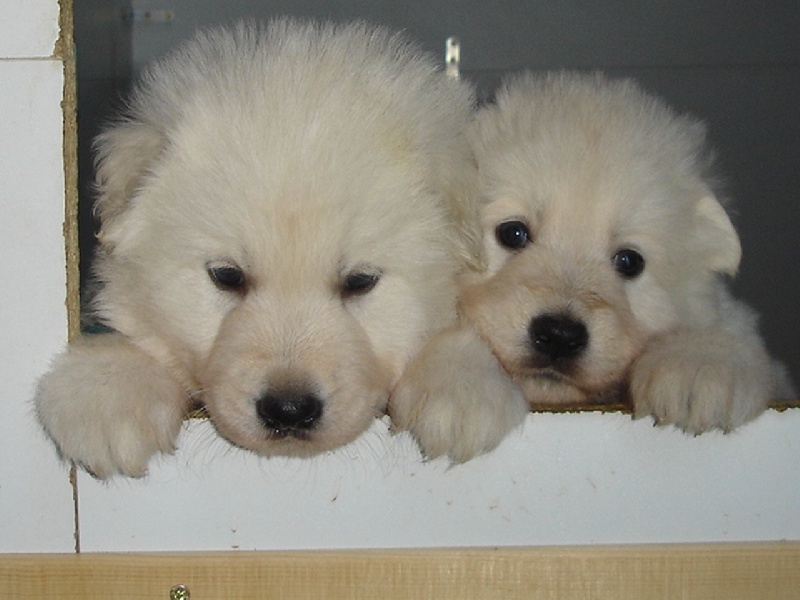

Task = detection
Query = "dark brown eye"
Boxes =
[495,220,531,250]
[613,248,645,279]
[207,262,246,291]
[342,269,381,297]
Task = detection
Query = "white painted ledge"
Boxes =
[77,409,800,552]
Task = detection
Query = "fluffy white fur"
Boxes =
[391,71,794,462]
[35,19,480,478]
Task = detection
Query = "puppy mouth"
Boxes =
[517,361,580,384]
[515,356,629,405]
[261,425,315,442]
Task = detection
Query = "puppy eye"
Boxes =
[495,220,531,250]
[342,269,381,297]
[207,262,246,291]
[613,248,645,279]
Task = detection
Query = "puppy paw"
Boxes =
[34,333,188,479]
[390,326,529,462]
[630,327,773,434]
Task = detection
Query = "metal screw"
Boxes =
[170,584,190,600]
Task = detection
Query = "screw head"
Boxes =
[170,584,190,600]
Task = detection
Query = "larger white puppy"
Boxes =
[392,71,793,462]
[35,19,480,478]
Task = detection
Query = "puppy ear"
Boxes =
[92,121,164,227]
[695,194,741,276]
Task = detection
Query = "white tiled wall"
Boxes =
[2,0,799,554]
[0,0,76,552]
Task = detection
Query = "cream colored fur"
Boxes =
[392,71,793,462]
[34,19,479,478]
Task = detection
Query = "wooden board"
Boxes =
[2,543,799,599]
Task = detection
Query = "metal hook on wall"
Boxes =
[445,37,460,79]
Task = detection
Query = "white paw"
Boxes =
[630,328,772,434]
[34,334,187,479]
[390,326,529,462]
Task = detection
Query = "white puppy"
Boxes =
[392,71,794,462]
[35,19,480,478]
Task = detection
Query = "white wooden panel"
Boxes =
[0,59,76,552]
[0,0,60,58]
[77,410,800,552]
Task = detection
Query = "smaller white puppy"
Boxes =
[392,71,794,462]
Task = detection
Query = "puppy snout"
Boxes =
[256,390,323,434]
[529,314,588,361]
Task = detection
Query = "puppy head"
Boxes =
[462,72,741,405]
[88,20,476,454]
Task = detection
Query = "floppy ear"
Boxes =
[92,121,164,227]
[695,194,741,276]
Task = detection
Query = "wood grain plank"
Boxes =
[2,543,799,599]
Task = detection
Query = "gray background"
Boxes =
[75,0,799,385]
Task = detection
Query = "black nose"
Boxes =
[529,314,588,361]
[256,390,323,433]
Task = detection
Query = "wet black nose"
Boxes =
[256,390,323,433]
[529,314,588,361]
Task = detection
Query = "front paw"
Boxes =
[390,326,529,462]
[630,328,772,434]
[34,334,188,479]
